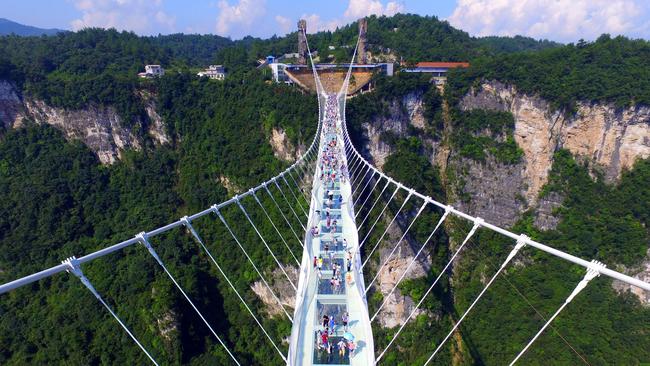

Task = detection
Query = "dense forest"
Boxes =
[1,12,649,366]
[342,31,650,364]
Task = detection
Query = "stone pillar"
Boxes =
[298,19,308,65]
[357,18,368,64]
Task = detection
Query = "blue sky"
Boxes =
[2,0,650,42]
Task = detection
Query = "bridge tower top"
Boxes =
[298,19,308,65]
[357,18,368,64]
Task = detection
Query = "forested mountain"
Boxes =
[0,13,648,366]
[0,18,66,36]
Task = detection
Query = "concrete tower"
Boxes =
[357,18,368,64]
[298,19,308,64]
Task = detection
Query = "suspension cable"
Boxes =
[214,208,293,322]
[352,169,375,199]
[509,261,605,365]
[287,170,310,203]
[274,180,307,231]
[424,234,529,365]
[359,186,401,249]
[358,180,392,228]
[264,184,303,247]
[62,256,159,365]
[371,208,450,322]
[365,200,427,291]
[236,198,297,290]
[181,218,288,363]
[361,191,414,269]
[281,175,309,218]
[375,218,483,364]
[251,191,300,266]
[136,233,240,365]
[355,175,384,218]
[353,170,377,202]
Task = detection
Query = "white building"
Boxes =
[139,65,164,78]
[197,65,226,80]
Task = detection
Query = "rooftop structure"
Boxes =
[138,64,164,78]
[402,61,470,84]
[197,65,226,80]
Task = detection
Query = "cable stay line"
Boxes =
[62,256,159,366]
[365,200,427,292]
[354,175,384,219]
[361,191,414,269]
[350,161,367,186]
[509,261,605,365]
[353,170,377,203]
[352,166,374,198]
[423,234,529,365]
[273,180,307,231]
[235,198,297,291]
[181,217,288,363]
[371,208,450,322]
[136,232,240,365]
[475,245,592,365]
[359,186,400,249]
[357,180,391,225]
[287,170,310,203]
[281,175,309,217]
[250,190,301,266]
[375,218,483,364]
[214,207,294,322]
[263,183,304,248]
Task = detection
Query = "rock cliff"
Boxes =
[356,80,650,313]
[0,80,169,164]
[461,81,650,205]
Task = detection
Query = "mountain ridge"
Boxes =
[0,18,66,36]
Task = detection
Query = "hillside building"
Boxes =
[197,65,226,80]
[138,64,164,78]
[402,61,470,84]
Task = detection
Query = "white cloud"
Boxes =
[343,0,404,19]
[275,15,292,34]
[215,0,267,38]
[300,13,345,34]
[448,0,650,42]
[70,0,176,34]
[283,0,404,35]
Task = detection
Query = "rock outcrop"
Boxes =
[251,266,298,317]
[612,249,650,305]
[0,80,169,164]
[269,127,297,162]
[461,81,650,204]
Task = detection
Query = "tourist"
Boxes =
[313,256,317,268]
[348,340,356,357]
[322,315,329,328]
[337,338,347,357]
[342,312,349,331]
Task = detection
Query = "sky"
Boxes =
[2,0,650,42]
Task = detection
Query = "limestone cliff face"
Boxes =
[0,80,169,164]
[360,92,433,169]
[461,81,650,204]
[269,127,305,163]
[357,82,650,311]
[251,266,298,317]
[371,219,431,328]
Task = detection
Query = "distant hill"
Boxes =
[0,18,66,36]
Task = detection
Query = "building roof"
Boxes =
[415,62,470,68]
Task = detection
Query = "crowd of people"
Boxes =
[315,312,355,358]
[312,94,359,362]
